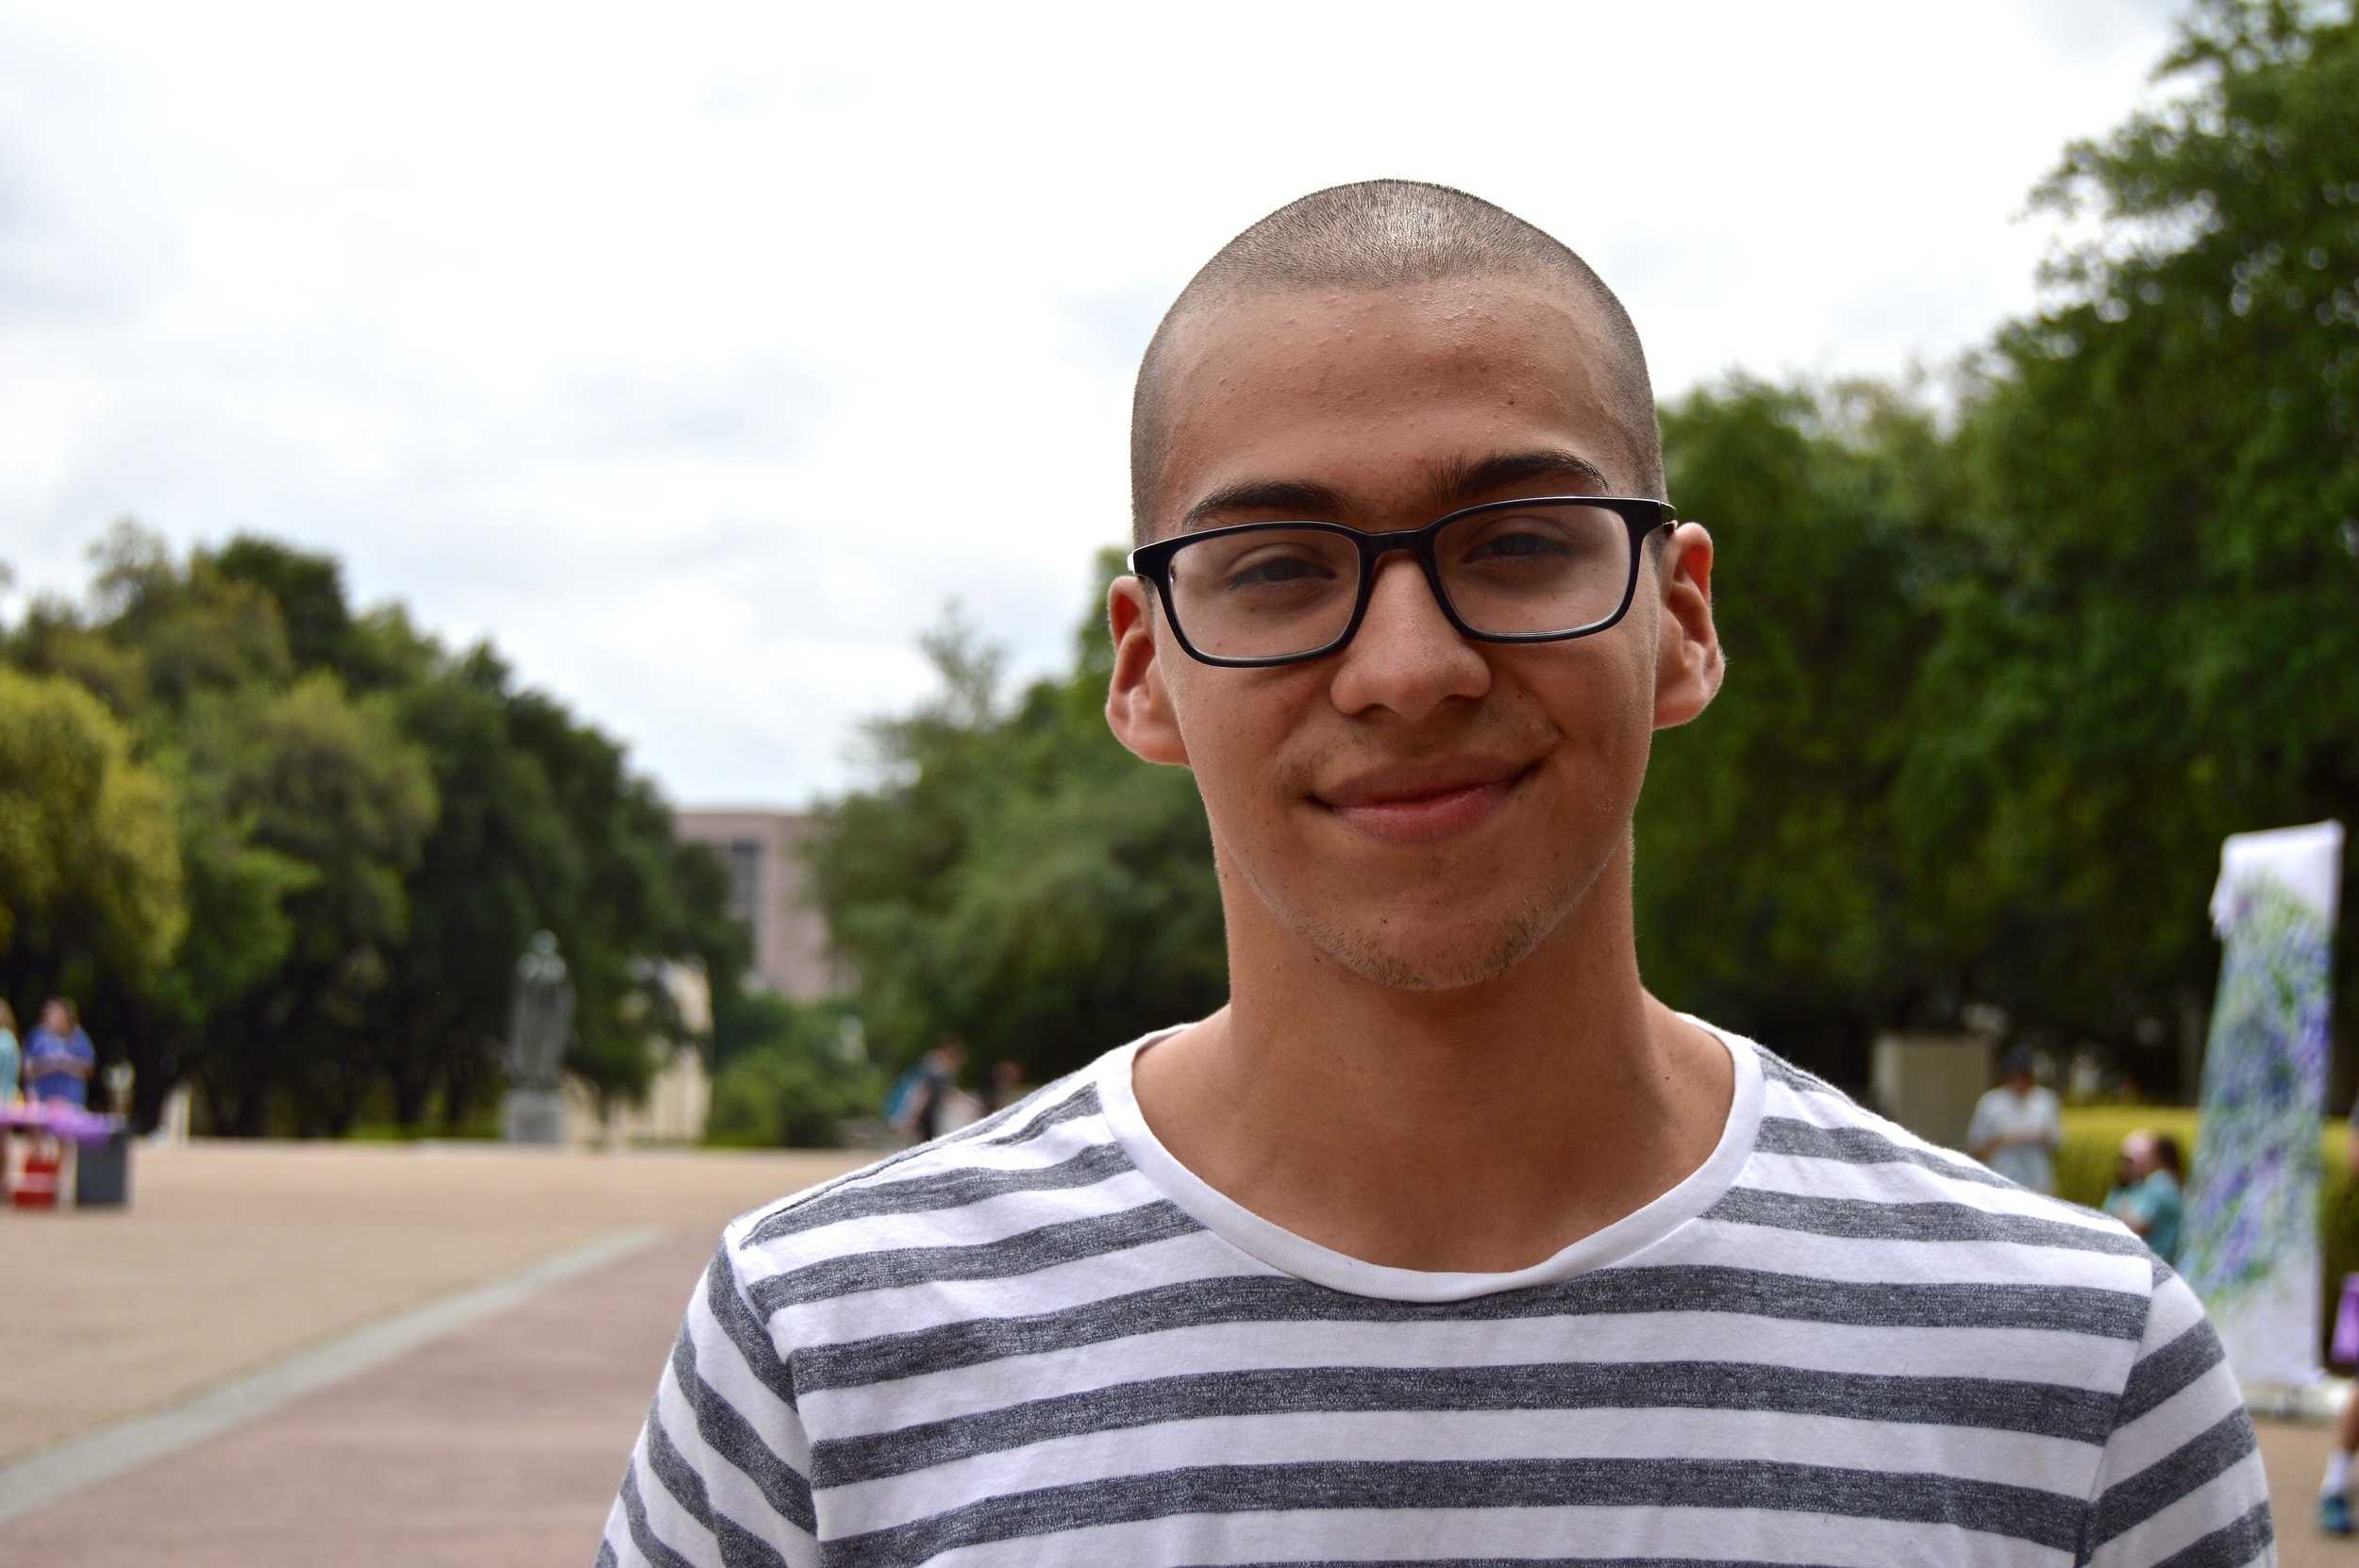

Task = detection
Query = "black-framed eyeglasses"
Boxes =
[1128,495,1677,668]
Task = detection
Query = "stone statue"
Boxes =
[502,930,574,1143]
[506,930,574,1091]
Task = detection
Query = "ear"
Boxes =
[1651,522,1722,730]
[1106,575,1191,765]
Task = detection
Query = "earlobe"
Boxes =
[1106,577,1192,766]
[1651,524,1723,731]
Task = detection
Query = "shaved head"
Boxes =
[1130,179,1663,542]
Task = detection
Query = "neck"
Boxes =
[1131,839,1732,1273]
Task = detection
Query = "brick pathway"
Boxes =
[2,1228,715,1568]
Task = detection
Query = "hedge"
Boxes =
[2057,1106,2357,1364]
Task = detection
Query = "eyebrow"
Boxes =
[1178,447,1615,534]
[1427,447,1614,499]
[1180,478,1352,533]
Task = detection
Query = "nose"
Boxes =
[1327,554,1491,721]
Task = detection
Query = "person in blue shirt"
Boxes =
[25,996,95,1107]
[2102,1128,2183,1266]
[0,999,19,1103]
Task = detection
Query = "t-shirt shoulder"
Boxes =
[716,1064,1189,1325]
[1740,1039,2154,1281]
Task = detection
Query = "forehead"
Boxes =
[1148,276,1633,530]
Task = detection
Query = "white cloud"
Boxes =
[0,0,2183,804]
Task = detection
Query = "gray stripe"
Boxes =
[2145,1499,2274,1568]
[983,1081,1101,1145]
[619,1463,698,1568]
[597,1541,619,1568]
[1222,1561,1858,1567]
[794,1265,2148,1393]
[1756,1050,1844,1097]
[748,1199,1199,1311]
[809,1359,2116,1486]
[644,1407,717,1531]
[1708,1186,2150,1256]
[1755,1116,2011,1190]
[2117,1321,2227,1426]
[736,1076,1100,1243]
[705,1249,801,1412]
[819,1458,2086,1567]
[671,1326,818,1536]
[2091,1410,2260,1547]
[645,1419,798,1568]
[746,1141,1133,1245]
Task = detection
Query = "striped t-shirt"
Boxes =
[601,1023,2273,1567]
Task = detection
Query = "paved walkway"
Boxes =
[4,1227,721,1567]
[1,1140,863,1463]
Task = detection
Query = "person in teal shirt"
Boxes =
[2103,1129,2184,1265]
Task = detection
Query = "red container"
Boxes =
[11,1146,59,1209]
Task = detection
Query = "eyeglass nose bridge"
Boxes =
[1347,524,1462,633]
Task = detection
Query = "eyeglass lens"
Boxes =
[1163,502,1635,661]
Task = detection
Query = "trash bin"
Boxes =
[75,1131,131,1208]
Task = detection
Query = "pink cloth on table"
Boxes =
[0,1101,121,1144]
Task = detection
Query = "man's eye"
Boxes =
[1467,529,1574,561]
[1227,555,1336,589]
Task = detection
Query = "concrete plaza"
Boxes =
[0,1139,2348,1564]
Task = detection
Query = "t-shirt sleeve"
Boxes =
[2079,1264,2273,1567]
[599,1243,819,1567]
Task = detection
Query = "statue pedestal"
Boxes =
[502,1088,567,1146]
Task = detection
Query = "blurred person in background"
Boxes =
[0,1000,17,1199]
[2102,1130,2183,1266]
[984,1058,1026,1114]
[25,997,93,1107]
[892,1037,969,1143]
[1967,1046,2062,1193]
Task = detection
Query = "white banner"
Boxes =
[2183,820,2342,1390]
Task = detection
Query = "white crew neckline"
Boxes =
[1096,1013,1764,1302]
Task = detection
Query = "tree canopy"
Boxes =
[0,529,740,1135]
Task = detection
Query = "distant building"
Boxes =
[675,809,845,1001]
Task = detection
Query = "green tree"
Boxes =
[0,668,186,1015]
[185,673,439,1133]
[1635,378,1966,1081]
[1897,0,2359,1087]
[806,564,1226,1087]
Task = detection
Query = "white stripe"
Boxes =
[1677,1217,2150,1290]
[2100,1357,2250,1493]
[661,1325,812,1535]
[1745,1148,2128,1229]
[679,1272,811,1471]
[761,1226,1255,1338]
[816,1125,1115,1196]
[914,1501,2068,1568]
[628,1438,725,1567]
[2095,1447,2271,1568]
[819,1403,2100,1536]
[745,1168,1162,1266]
[799,1307,2132,1434]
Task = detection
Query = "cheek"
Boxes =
[1169,675,1304,821]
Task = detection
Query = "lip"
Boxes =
[1313,759,1535,845]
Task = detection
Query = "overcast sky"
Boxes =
[2,0,2187,809]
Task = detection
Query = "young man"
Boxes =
[602,182,2270,1566]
